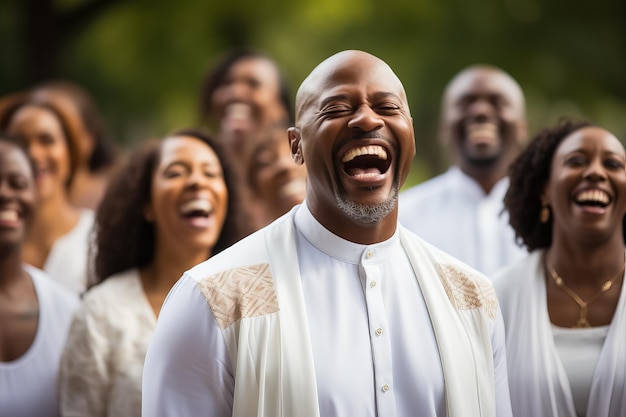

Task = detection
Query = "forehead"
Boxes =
[9,104,60,127]
[321,60,402,99]
[227,57,280,82]
[556,127,625,156]
[0,142,33,174]
[159,136,221,164]
[446,68,521,101]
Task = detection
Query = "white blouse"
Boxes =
[553,325,609,417]
[59,269,156,417]
[43,209,94,294]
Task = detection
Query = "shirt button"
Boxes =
[375,327,383,336]
[381,384,390,392]
[370,280,377,288]
[366,250,374,259]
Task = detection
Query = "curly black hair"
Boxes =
[505,118,626,251]
[91,129,243,285]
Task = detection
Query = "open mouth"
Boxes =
[278,178,306,199]
[224,103,252,122]
[179,198,214,228]
[574,188,611,209]
[465,122,498,145]
[0,208,20,227]
[341,145,391,179]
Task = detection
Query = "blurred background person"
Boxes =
[29,80,118,211]
[400,64,528,276]
[0,134,79,417]
[0,94,94,294]
[58,129,241,417]
[494,119,626,417]
[245,124,306,229]
[199,48,294,235]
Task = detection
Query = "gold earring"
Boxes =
[540,206,550,223]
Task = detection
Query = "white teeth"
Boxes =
[467,123,497,140]
[179,199,212,215]
[279,179,306,198]
[0,209,18,221]
[225,103,252,120]
[342,145,388,163]
[576,189,610,205]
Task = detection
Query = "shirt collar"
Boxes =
[449,166,510,200]
[294,202,401,265]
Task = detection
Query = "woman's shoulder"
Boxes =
[82,269,141,307]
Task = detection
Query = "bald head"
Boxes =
[287,50,415,243]
[295,50,410,123]
[439,64,528,191]
[443,64,526,120]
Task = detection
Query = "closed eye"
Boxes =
[320,105,352,117]
[604,158,625,170]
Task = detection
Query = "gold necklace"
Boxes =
[548,260,625,328]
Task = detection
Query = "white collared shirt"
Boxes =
[142,204,511,416]
[399,167,526,277]
[294,204,445,416]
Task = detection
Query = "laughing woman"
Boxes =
[0,135,79,416]
[0,95,94,294]
[58,130,241,417]
[494,119,626,417]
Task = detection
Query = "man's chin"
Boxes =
[463,153,500,168]
[335,187,399,225]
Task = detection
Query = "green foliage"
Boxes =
[1,0,624,181]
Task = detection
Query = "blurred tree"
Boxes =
[1,0,624,185]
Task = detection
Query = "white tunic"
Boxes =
[42,209,94,294]
[494,251,626,417]
[143,204,512,417]
[59,269,156,417]
[0,266,79,417]
[399,167,526,276]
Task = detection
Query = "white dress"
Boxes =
[399,167,526,276]
[59,269,156,417]
[494,251,626,417]
[43,209,94,294]
[0,266,79,417]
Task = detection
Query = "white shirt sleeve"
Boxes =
[492,306,514,417]
[142,274,234,417]
[59,301,111,417]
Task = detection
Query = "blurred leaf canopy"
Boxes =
[1,0,624,184]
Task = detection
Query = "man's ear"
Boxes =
[288,127,304,165]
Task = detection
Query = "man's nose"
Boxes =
[347,105,384,132]
[467,98,495,120]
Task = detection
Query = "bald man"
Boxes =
[142,51,513,417]
[400,65,528,276]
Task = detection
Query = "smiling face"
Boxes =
[6,104,72,202]
[0,141,36,254]
[248,127,307,221]
[543,126,626,245]
[145,136,229,256]
[442,66,526,171]
[209,57,288,153]
[289,50,415,241]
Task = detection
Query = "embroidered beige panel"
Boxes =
[197,263,279,329]
[435,263,498,320]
